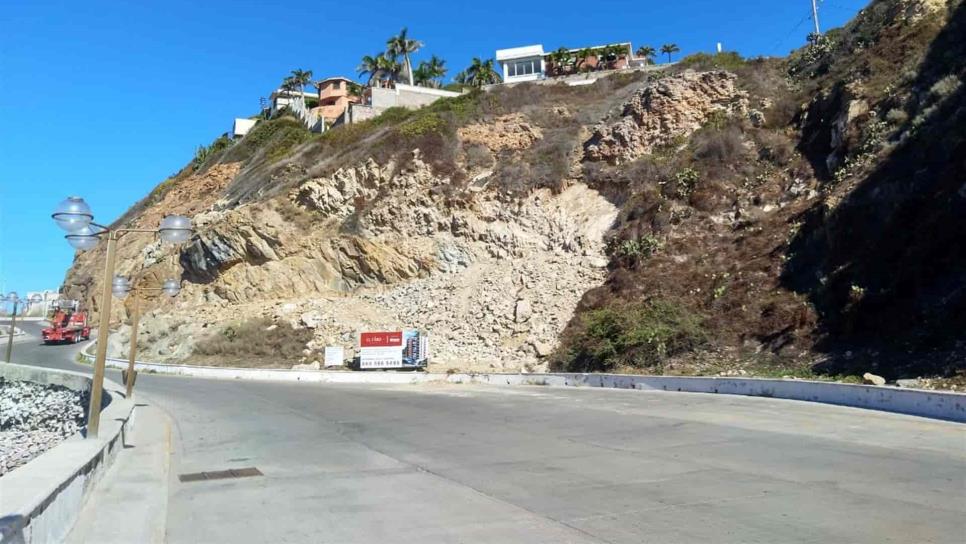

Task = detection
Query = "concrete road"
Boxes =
[6,320,966,543]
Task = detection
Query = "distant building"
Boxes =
[24,290,60,317]
[312,76,361,124]
[496,45,547,83]
[231,118,258,139]
[269,88,315,116]
[495,42,637,84]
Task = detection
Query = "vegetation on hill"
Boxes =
[554,0,966,383]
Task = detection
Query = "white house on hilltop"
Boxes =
[496,42,639,85]
[495,44,548,83]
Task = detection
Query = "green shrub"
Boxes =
[674,167,700,199]
[610,234,663,259]
[692,125,744,162]
[193,318,312,365]
[192,134,234,168]
[557,300,707,372]
[222,116,311,164]
[928,75,961,101]
[678,52,746,71]
[373,107,413,125]
[885,108,908,125]
[398,112,446,137]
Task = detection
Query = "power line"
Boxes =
[771,9,816,54]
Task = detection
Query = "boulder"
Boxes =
[862,372,887,386]
[514,299,532,323]
[531,340,552,358]
[300,311,324,329]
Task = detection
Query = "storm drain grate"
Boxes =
[179,467,263,483]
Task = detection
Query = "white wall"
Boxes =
[231,118,258,139]
[369,85,462,111]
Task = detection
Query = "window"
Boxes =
[508,58,541,78]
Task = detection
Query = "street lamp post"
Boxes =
[3,292,43,363]
[52,196,192,438]
[112,275,181,398]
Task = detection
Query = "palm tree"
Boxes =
[287,69,313,95]
[660,43,680,63]
[415,55,446,87]
[386,27,423,86]
[575,47,595,72]
[357,53,383,86]
[464,57,502,87]
[599,45,621,69]
[453,70,468,84]
[413,62,432,87]
[636,45,656,66]
[550,46,571,75]
[376,52,402,87]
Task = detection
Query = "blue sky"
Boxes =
[0,0,868,297]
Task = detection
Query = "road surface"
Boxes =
[6,320,966,543]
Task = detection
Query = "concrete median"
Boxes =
[0,364,134,544]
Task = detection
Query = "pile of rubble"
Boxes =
[0,379,87,476]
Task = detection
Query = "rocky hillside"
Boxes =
[63,0,965,383]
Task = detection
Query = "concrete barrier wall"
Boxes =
[83,344,965,423]
[0,364,134,544]
[458,373,965,423]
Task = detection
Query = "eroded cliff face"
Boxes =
[70,113,620,371]
[63,0,966,383]
[583,71,751,164]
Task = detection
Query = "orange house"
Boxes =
[312,77,360,124]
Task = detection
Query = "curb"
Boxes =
[0,364,135,544]
[80,342,965,423]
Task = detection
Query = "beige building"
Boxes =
[312,77,360,124]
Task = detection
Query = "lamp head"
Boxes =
[52,196,94,233]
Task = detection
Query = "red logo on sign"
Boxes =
[360,331,403,347]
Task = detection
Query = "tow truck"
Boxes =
[41,300,91,345]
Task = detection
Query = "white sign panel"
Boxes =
[323,346,344,368]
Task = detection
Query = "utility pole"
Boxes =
[810,0,821,36]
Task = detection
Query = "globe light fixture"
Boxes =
[158,215,192,244]
[162,279,181,297]
[52,196,195,437]
[52,196,94,233]
[112,275,131,298]
[66,225,102,251]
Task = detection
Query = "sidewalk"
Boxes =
[66,402,172,543]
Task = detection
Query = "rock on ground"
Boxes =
[0,378,87,476]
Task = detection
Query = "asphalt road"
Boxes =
[6,320,966,543]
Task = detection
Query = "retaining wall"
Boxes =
[83,344,965,423]
[0,364,134,544]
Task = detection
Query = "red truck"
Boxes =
[42,304,91,344]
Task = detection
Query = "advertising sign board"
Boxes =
[359,330,428,369]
